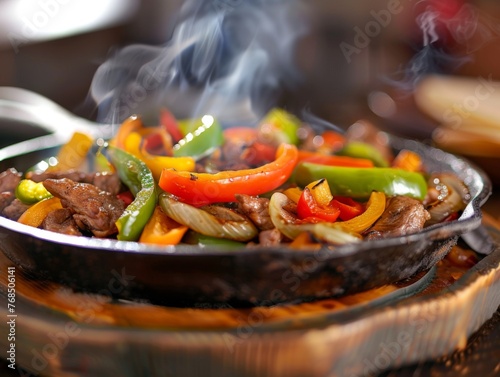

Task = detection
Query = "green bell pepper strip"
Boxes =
[107,145,157,241]
[260,108,300,145]
[173,115,224,159]
[15,179,53,204]
[294,162,428,201]
[183,231,245,250]
[337,141,390,168]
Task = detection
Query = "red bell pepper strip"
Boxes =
[331,196,364,221]
[159,143,299,207]
[297,187,340,223]
[223,127,277,166]
[297,150,374,168]
[160,108,183,143]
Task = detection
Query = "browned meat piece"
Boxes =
[92,172,122,195]
[258,228,284,246]
[27,170,91,184]
[43,178,125,238]
[0,168,22,193]
[2,199,30,221]
[364,196,430,240]
[41,208,82,236]
[28,170,122,195]
[235,194,274,231]
[0,192,15,212]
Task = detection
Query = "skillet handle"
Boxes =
[0,87,113,161]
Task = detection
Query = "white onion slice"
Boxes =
[159,193,258,242]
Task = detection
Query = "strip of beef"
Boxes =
[43,178,125,238]
[364,196,430,240]
[0,168,22,193]
[92,172,122,195]
[2,199,31,221]
[28,170,122,195]
[235,194,274,231]
[0,192,15,213]
[258,228,285,246]
[41,208,82,236]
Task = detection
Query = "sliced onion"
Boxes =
[425,173,470,226]
[159,192,258,242]
[269,192,361,245]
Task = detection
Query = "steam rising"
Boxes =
[390,1,488,90]
[90,0,308,126]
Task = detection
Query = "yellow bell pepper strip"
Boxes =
[339,191,386,234]
[159,143,299,207]
[172,115,224,160]
[47,131,93,172]
[124,132,195,181]
[306,179,333,207]
[138,206,188,245]
[107,145,157,241]
[283,187,302,203]
[392,150,423,172]
[337,141,390,168]
[294,163,428,201]
[258,108,301,145]
[15,179,52,204]
[18,197,63,227]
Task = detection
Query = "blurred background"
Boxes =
[1,0,500,142]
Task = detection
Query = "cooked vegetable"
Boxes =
[159,193,258,242]
[297,150,374,168]
[392,150,423,172]
[17,197,63,227]
[139,206,188,245]
[159,143,299,207]
[294,163,428,200]
[339,191,386,233]
[425,173,469,226]
[269,192,361,244]
[50,131,93,171]
[124,132,195,181]
[107,145,157,241]
[258,108,300,145]
[338,141,389,168]
[173,115,224,159]
[15,179,52,204]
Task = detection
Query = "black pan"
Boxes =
[0,88,492,307]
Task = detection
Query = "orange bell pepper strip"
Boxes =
[18,197,63,228]
[124,132,195,181]
[114,115,142,149]
[392,150,423,172]
[159,143,299,207]
[139,206,188,245]
[297,150,374,168]
[48,131,93,172]
[339,191,386,234]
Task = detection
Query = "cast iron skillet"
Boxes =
[0,87,492,307]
